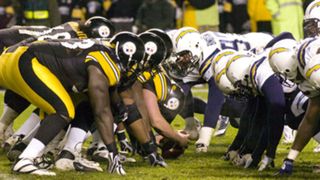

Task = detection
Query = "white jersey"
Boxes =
[249,50,297,96]
[249,54,274,95]
[182,31,273,83]
[201,31,273,51]
[295,37,320,98]
[183,43,219,83]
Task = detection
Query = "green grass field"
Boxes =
[0,90,320,180]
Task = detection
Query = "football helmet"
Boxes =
[268,39,298,81]
[304,0,320,37]
[304,54,320,89]
[138,32,167,70]
[225,52,255,97]
[148,28,173,59]
[110,32,145,75]
[84,16,115,38]
[165,27,205,77]
[212,49,237,95]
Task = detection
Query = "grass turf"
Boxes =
[0,90,319,180]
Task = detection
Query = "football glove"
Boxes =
[276,158,293,176]
[258,155,274,171]
[120,139,133,154]
[107,152,126,175]
[148,152,167,167]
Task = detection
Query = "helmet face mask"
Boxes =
[303,18,320,38]
[167,27,203,77]
[304,0,320,38]
[233,79,253,99]
[163,50,199,77]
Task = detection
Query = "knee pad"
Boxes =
[124,104,142,126]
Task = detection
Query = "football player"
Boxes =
[268,32,320,175]
[0,34,140,175]
[164,27,274,152]
[223,47,286,171]
[0,16,116,147]
[55,31,170,171]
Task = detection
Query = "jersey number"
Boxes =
[37,32,72,40]
[60,39,95,49]
[220,39,250,51]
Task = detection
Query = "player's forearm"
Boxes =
[152,117,182,143]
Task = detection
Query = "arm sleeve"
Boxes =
[203,77,225,128]
[260,75,285,158]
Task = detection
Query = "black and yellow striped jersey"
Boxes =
[0,21,87,53]
[141,69,185,122]
[0,25,49,51]
[4,38,120,92]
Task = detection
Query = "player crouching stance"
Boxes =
[0,32,146,175]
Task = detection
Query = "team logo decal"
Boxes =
[122,41,137,56]
[164,97,180,110]
[98,25,110,38]
[145,41,158,55]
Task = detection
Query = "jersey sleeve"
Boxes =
[250,57,275,94]
[85,50,121,87]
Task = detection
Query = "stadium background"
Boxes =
[0,0,318,179]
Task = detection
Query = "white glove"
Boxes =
[222,150,238,161]
[258,155,274,171]
[233,154,252,167]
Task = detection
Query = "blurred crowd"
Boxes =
[0,0,315,39]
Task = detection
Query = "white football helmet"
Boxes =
[304,0,320,37]
[212,49,237,95]
[304,54,320,88]
[225,51,256,96]
[268,39,298,81]
[165,27,205,77]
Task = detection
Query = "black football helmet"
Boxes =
[110,31,145,74]
[147,28,173,59]
[84,16,115,38]
[138,32,167,70]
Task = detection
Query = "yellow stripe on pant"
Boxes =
[0,46,75,119]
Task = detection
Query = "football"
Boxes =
[159,138,185,159]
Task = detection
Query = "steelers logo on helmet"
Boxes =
[145,41,158,56]
[98,25,111,38]
[110,31,145,75]
[138,32,167,70]
[164,97,180,110]
[147,28,173,59]
[84,16,115,38]
[122,41,137,57]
